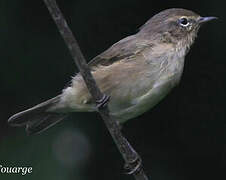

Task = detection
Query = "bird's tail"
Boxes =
[8,95,67,135]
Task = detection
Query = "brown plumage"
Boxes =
[8,8,217,134]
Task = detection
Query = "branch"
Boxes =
[42,0,149,179]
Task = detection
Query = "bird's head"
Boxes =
[139,8,217,53]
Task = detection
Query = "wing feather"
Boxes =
[88,34,153,69]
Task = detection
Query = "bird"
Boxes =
[8,8,217,135]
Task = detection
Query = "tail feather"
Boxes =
[8,95,67,135]
[25,113,67,135]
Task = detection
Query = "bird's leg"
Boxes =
[97,94,143,175]
[97,94,142,175]
[96,94,110,109]
[116,121,123,130]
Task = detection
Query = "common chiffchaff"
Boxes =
[8,8,217,134]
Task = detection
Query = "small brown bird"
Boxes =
[8,8,217,134]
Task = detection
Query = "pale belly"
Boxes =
[109,74,181,123]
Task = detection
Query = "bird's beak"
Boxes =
[198,16,218,24]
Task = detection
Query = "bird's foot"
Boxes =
[96,94,110,109]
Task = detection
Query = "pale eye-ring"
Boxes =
[179,17,189,27]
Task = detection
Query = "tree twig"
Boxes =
[42,0,149,179]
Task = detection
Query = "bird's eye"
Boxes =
[179,17,189,27]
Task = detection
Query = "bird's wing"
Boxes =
[66,34,157,111]
[88,34,153,69]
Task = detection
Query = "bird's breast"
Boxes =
[109,55,185,122]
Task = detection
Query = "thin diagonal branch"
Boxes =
[42,0,149,179]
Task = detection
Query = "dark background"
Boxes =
[0,0,225,179]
